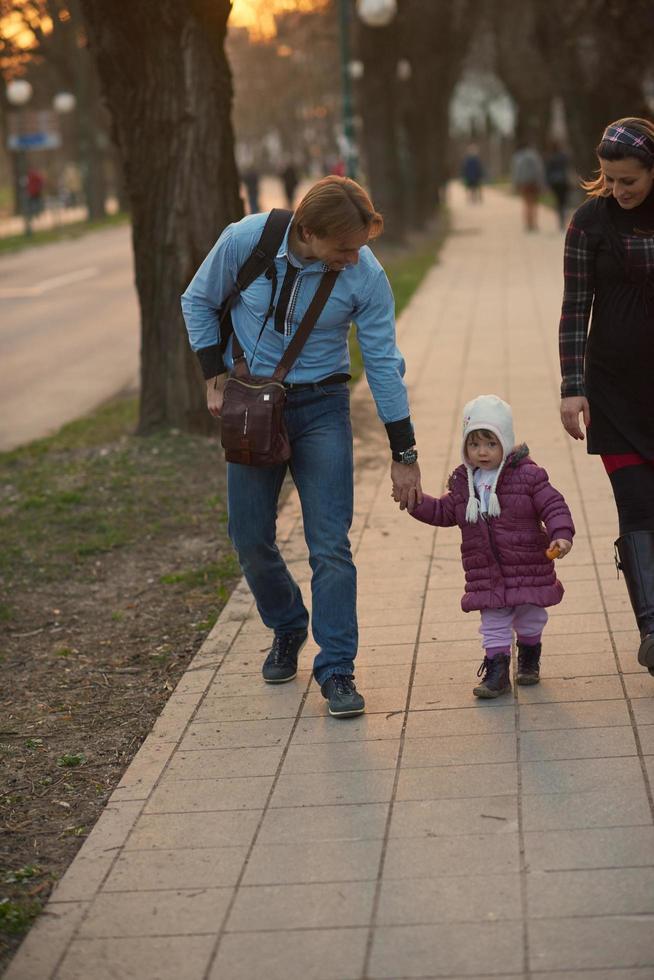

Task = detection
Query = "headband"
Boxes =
[601,124,654,158]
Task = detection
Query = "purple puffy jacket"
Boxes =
[410,445,575,612]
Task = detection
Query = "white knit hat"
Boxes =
[461,394,515,523]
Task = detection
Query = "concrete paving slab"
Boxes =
[528,916,654,972]
[257,802,388,844]
[401,733,516,767]
[526,867,654,918]
[397,762,518,801]
[519,699,630,730]
[524,826,654,871]
[389,795,518,837]
[367,922,524,977]
[403,705,515,738]
[520,725,637,761]
[164,745,283,779]
[383,834,521,879]
[207,928,367,980]
[376,873,522,924]
[103,846,248,891]
[282,738,401,775]
[57,936,216,980]
[521,785,652,831]
[242,838,383,886]
[77,887,232,938]
[225,880,375,932]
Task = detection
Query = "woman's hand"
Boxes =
[207,376,227,418]
[560,396,590,440]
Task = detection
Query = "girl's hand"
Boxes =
[548,539,572,559]
[560,396,590,440]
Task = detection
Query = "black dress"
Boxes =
[559,189,654,458]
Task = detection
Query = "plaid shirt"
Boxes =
[559,198,654,398]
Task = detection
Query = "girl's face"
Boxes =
[466,432,503,470]
[601,157,654,209]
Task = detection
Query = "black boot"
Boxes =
[473,654,512,699]
[615,532,654,676]
[517,642,541,685]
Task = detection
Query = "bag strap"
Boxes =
[217,208,292,362]
[232,268,339,381]
[273,270,339,381]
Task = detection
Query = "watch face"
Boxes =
[401,448,418,464]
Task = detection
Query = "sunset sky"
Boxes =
[231,0,327,39]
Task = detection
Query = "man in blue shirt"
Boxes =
[182,176,421,717]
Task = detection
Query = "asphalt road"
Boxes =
[0,224,139,451]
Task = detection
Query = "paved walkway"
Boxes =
[7,186,654,980]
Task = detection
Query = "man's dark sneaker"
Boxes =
[516,642,541,685]
[473,654,512,699]
[262,630,307,684]
[320,674,365,717]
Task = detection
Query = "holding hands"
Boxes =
[391,461,423,512]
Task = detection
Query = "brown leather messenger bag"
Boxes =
[220,268,339,466]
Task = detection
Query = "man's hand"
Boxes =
[560,396,590,441]
[391,461,423,512]
[207,375,227,418]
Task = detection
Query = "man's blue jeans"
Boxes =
[227,383,357,685]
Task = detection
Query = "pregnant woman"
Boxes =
[558,116,654,675]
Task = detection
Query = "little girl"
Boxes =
[410,394,575,697]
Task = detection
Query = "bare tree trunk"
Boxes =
[489,0,554,152]
[80,0,243,434]
[355,19,406,242]
[401,0,474,227]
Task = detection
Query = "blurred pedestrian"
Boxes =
[511,140,545,231]
[26,168,45,218]
[182,175,421,718]
[545,141,571,230]
[461,144,484,203]
[558,115,654,676]
[242,167,260,214]
[280,161,299,207]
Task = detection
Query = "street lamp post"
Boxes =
[338,0,357,178]
[6,79,34,236]
[338,0,398,179]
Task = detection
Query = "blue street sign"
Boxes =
[8,132,61,151]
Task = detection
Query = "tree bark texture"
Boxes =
[80,0,243,434]
[489,0,554,150]
[401,0,474,227]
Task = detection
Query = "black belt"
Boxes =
[284,373,350,391]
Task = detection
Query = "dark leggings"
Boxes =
[605,461,654,534]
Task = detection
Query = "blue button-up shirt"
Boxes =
[181,212,410,424]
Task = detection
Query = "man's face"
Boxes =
[301,226,371,271]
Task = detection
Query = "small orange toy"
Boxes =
[545,544,561,560]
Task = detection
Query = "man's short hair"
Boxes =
[294,176,383,241]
